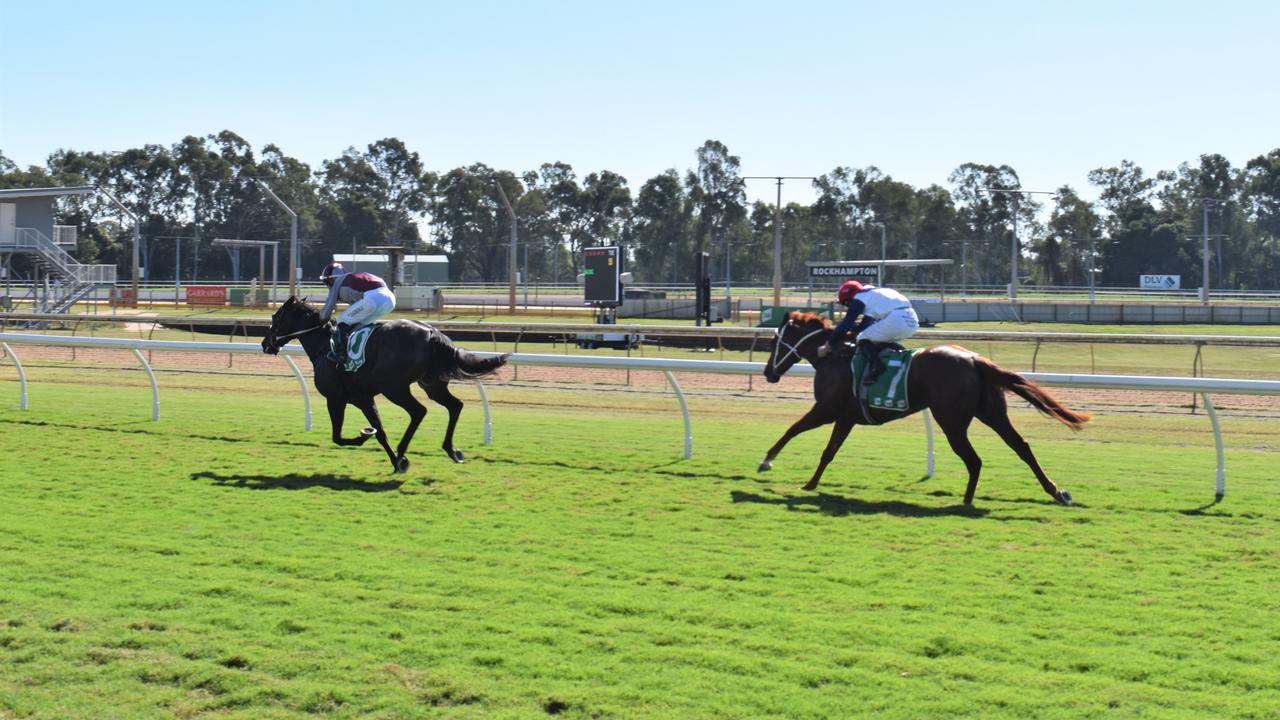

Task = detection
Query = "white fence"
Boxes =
[2,332,1279,498]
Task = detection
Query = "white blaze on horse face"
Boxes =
[770,323,826,376]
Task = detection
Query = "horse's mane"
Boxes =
[787,311,833,329]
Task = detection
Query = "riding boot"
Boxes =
[860,340,884,386]
[328,323,351,368]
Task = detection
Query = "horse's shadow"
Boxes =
[191,471,407,493]
[730,489,991,519]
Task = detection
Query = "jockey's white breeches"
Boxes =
[857,306,919,344]
[337,287,396,327]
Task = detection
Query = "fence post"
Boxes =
[1,342,27,409]
[283,354,312,432]
[130,348,160,421]
[664,371,692,459]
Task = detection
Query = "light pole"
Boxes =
[981,188,1057,300]
[254,179,298,297]
[743,176,815,307]
[97,188,140,302]
[871,221,886,283]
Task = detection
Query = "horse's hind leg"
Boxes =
[934,409,984,505]
[800,417,855,492]
[977,405,1071,505]
[759,404,836,473]
[422,381,466,463]
[382,386,427,473]
[352,397,399,471]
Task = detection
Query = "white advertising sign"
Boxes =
[1140,274,1180,290]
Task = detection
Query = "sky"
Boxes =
[1,0,1277,208]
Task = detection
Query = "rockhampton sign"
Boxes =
[804,259,953,285]
[807,263,880,281]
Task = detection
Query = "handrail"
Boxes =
[3,311,1280,347]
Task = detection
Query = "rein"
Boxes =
[770,325,828,370]
[273,323,326,342]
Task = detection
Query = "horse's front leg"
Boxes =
[758,404,837,472]
[327,397,375,447]
[352,397,400,471]
[801,416,855,492]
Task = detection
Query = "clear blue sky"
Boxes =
[2,0,1276,206]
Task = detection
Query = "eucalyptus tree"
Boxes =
[948,163,1031,287]
[428,163,506,281]
[631,170,692,283]
[1087,160,1172,285]
[1241,148,1280,288]
[1157,154,1243,288]
[1041,186,1103,287]
[319,138,434,268]
[912,184,961,285]
[686,141,747,288]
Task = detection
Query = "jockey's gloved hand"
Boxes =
[816,343,833,359]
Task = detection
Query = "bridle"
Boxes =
[769,323,827,371]
[264,321,326,352]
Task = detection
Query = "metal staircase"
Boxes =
[2,227,117,313]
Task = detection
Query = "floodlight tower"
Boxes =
[981,187,1057,300]
[254,179,298,296]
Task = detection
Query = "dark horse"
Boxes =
[760,312,1090,505]
[261,296,508,473]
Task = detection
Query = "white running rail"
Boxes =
[2,332,1278,498]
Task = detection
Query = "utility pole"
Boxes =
[981,188,1057,300]
[494,179,518,313]
[1196,198,1230,304]
[743,176,815,307]
[1086,236,1104,304]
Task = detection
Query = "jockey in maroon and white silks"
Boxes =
[318,262,396,366]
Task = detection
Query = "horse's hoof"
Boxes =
[757,459,772,472]
[361,427,376,437]
[800,482,818,492]
[1058,489,1073,506]
[448,448,465,464]
[395,457,410,474]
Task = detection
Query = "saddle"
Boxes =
[331,323,383,373]
[851,346,916,423]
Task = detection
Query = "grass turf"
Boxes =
[1,369,1278,718]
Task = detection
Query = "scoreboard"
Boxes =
[583,246,622,306]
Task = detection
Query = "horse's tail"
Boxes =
[973,355,1091,430]
[449,349,509,380]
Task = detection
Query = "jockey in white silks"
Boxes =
[817,279,920,385]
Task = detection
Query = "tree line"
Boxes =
[2,134,1278,290]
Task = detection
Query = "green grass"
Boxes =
[1,368,1278,719]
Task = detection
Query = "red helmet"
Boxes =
[837,280,864,304]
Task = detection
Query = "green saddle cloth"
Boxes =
[331,325,376,372]
[851,347,916,411]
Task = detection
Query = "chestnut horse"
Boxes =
[760,312,1089,505]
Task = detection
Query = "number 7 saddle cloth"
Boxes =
[851,347,918,412]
